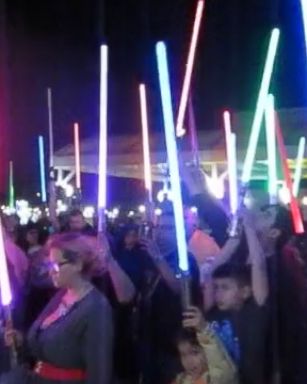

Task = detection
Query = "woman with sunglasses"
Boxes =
[1,232,113,384]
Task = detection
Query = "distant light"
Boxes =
[128,210,135,217]
[278,184,290,205]
[301,196,307,206]
[112,207,120,217]
[206,176,225,199]
[16,200,31,225]
[138,205,146,213]
[157,188,172,203]
[154,208,162,216]
[83,206,95,219]
[2,207,16,215]
[190,206,198,214]
[64,184,74,198]
[56,200,68,214]
[36,192,41,198]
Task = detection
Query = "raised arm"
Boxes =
[242,210,269,306]
[97,234,136,304]
[107,257,136,303]
[181,164,229,247]
[140,239,180,294]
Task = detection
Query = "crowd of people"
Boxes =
[0,165,307,384]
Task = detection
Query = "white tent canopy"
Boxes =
[54,108,307,184]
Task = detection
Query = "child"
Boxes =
[204,210,270,384]
[172,306,238,384]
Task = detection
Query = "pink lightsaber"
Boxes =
[98,45,108,233]
[176,0,205,137]
[275,113,304,234]
[0,219,12,306]
[224,111,238,215]
[139,84,153,203]
[74,122,81,190]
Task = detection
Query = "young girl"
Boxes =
[173,306,238,384]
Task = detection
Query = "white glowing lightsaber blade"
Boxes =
[0,219,12,306]
[293,136,306,198]
[241,28,280,184]
[300,0,307,55]
[139,84,153,203]
[176,0,205,137]
[74,123,81,190]
[265,94,278,204]
[156,42,189,273]
[47,88,54,169]
[223,111,238,214]
[98,45,108,232]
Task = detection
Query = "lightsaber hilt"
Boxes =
[4,306,18,369]
[180,272,191,311]
[228,184,248,238]
[72,188,82,209]
[97,207,106,234]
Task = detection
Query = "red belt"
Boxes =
[34,361,87,381]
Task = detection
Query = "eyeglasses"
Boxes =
[48,260,71,273]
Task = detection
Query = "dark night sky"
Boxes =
[0,0,306,202]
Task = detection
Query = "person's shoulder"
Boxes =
[82,288,112,313]
[239,298,270,320]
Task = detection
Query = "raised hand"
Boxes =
[182,306,206,331]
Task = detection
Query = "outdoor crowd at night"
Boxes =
[1,0,307,383]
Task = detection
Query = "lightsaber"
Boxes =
[265,94,278,204]
[223,111,238,215]
[47,88,54,169]
[74,123,81,190]
[156,42,189,273]
[0,218,18,367]
[98,45,108,233]
[38,136,47,203]
[241,28,280,184]
[300,0,307,54]
[293,136,306,198]
[0,220,12,306]
[275,113,304,234]
[139,84,153,203]
[47,88,57,225]
[176,0,205,137]
[9,161,14,209]
[188,95,200,167]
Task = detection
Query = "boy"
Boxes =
[205,210,270,384]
